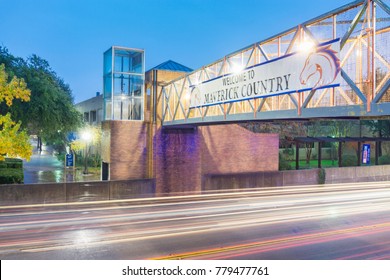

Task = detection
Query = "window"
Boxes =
[90,110,97,123]
[84,112,89,123]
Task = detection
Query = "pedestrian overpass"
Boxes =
[161,0,390,127]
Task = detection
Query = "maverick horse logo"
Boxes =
[300,45,340,89]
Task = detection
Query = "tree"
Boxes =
[0,48,82,152]
[0,64,32,161]
[363,120,390,138]
[70,125,101,174]
[362,119,390,156]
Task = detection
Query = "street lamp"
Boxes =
[81,130,92,174]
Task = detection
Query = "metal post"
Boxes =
[372,0,377,102]
[357,141,361,166]
[153,69,157,123]
[331,15,336,106]
[376,141,379,165]
[338,141,343,167]
[367,1,372,112]
[318,141,322,168]
[297,91,302,116]
[83,143,89,174]
[296,142,300,170]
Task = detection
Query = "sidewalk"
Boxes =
[23,139,100,184]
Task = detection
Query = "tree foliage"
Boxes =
[363,119,390,138]
[0,64,32,161]
[0,47,82,152]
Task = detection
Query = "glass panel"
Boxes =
[131,52,143,73]
[113,74,144,96]
[104,99,112,120]
[104,75,112,98]
[103,48,112,75]
[114,49,143,73]
[130,98,143,120]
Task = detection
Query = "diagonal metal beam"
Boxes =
[375,0,390,15]
[218,59,226,76]
[248,99,255,111]
[303,89,317,108]
[285,27,300,55]
[361,38,390,69]
[341,69,367,103]
[165,86,174,120]
[218,104,224,115]
[376,72,390,93]
[186,107,192,119]
[172,81,185,121]
[289,93,299,108]
[340,1,368,49]
[337,87,355,105]
[373,78,390,103]
[301,25,319,44]
[258,45,270,61]
[314,88,331,107]
[340,1,367,49]
[203,106,209,118]
[256,98,266,112]
[244,47,255,68]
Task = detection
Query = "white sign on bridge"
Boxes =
[189,39,341,108]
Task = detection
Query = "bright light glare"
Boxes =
[299,40,315,53]
[192,79,200,86]
[81,130,92,142]
[231,63,244,74]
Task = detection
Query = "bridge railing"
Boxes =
[162,0,390,126]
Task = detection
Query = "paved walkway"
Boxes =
[23,140,100,184]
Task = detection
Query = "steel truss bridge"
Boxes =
[161,0,390,127]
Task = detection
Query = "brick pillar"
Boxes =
[102,120,149,180]
[154,127,202,194]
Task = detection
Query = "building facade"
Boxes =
[100,47,279,193]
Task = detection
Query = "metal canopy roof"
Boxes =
[151,60,193,72]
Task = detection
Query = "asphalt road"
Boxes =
[1,181,390,260]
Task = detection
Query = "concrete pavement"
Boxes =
[23,139,100,184]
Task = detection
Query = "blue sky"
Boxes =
[1,0,349,103]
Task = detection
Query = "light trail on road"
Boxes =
[0,181,390,259]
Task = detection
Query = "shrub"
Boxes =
[0,161,6,169]
[341,154,358,167]
[282,148,294,161]
[0,168,24,184]
[378,155,390,165]
[318,168,326,184]
[279,153,292,170]
[5,158,23,169]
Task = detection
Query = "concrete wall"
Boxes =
[325,165,390,184]
[204,165,390,191]
[203,169,319,191]
[3,165,390,206]
[0,179,155,206]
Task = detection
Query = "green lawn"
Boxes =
[288,159,378,169]
[288,159,339,169]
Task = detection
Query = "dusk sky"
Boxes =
[1,0,348,103]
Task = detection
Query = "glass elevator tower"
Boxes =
[103,46,145,120]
